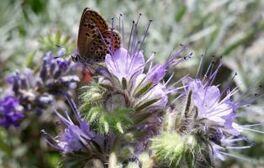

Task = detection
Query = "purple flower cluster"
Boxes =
[45,51,253,167]
[184,77,241,160]
[41,95,108,163]
[105,47,168,112]
[99,46,191,152]
[0,96,24,127]
[0,50,80,128]
[40,16,259,168]
[187,78,238,134]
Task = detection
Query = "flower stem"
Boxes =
[109,136,120,168]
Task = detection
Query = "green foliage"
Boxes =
[80,84,133,134]
[59,152,99,168]
[39,31,75,55]
[82,105,132,134]
[151,132,198,168]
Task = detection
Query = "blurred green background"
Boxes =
[0,0,263,167]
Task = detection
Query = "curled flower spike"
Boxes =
[184,77,239,135]
[152,59,263,167]
[41,94,111,167]
[182,77,240,160]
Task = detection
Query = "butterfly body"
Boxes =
[76,8,121,65]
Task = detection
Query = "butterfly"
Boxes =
[74,8,121,65]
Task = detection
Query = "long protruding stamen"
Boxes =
[203,57,215,82]
[41,129,61,150]
[220,72,237,98]
[170,75,189,88]
[111,17,115,30]
[131,13,141,55]
[135,13,142,25]
[226,145,253,150]
[167,85,187,94]
[145,52,156,64]
[109,32,114,55]
[129,17,152,75]
[63,92,81,121]
[220,152,255,162]
[110,17,116,53]
[127,20,135,54]
[219,87,239,104]
[243,123,264,127]
[119,13,125,40]
[121,14,125,41]
[237,85,264,107]
[118,14,121,32]
[164,72,174,86]
[171,93,185,104]
[206,56,217,82]
[165,45,191,69]
[168,52,192,68]
[239,126,264,134]
[207,62,222,86]
[137,19,152,55]
[196,50,206,78]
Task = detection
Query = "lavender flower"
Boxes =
[41,95,109,167]
[42,107,97,153]
[105,47,145,82]
[39,51,80,92]
[184,77,241,160]
[151,62,257,167]
[0,95,24,127]
[0,50,80,128]
[79,44,191,156]
[185,77,239,136]
[105,47,168,112]
[77,17,192,163]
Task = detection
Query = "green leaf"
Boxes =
[175,4,186,22]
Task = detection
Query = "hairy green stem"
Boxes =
[108,136,120,168]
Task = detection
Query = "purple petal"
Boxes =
[146,64,166,84]
[105,48,145,81]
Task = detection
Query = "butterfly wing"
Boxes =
[77,8,121,65]
[102,30,121,54]
[86,30,121,63]
[77,8,108,58]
